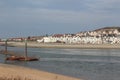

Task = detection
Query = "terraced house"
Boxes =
[37,27,120,44]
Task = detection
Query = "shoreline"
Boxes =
[0,42,120,49]
[0,63,80,80]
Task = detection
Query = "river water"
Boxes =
[0,46,120,80]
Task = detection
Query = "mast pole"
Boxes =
[5,39,8,54]
[4,39,8,62]
[25,39,27,60]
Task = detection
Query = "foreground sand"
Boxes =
[1,42,120,49]
[0,63,80,80]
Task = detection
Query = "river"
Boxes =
[0,46,120,80]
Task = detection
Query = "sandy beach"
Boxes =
[1,42,120,49]
[0,63,80,80]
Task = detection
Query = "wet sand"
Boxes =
[0,63,80,80]
[1,42,120,49]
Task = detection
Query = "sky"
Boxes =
[0,0,120,38]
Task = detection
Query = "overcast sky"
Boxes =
[0,0,120,38]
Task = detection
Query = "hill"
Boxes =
[94,27,120,32]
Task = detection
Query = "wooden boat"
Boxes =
[6,56,39,61]
[5,39,39,61]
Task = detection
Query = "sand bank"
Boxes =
[0,63,80,80]
[1,42,120,49]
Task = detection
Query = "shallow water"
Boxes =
[0,46,120,80]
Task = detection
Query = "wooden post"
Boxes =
[25,39,28,60]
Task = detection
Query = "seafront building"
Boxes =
[37,27,120,44]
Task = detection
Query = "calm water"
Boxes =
[0,46,120,80]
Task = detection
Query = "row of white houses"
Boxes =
[37,28,120,44]
[37,36,120,44]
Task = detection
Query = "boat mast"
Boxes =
[5,39,8,53]
[25,39,28,60]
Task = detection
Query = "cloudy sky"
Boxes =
[0,0,120,38]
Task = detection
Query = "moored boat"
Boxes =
[6,56,39,61]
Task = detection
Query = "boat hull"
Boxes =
[6,56,39,61]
